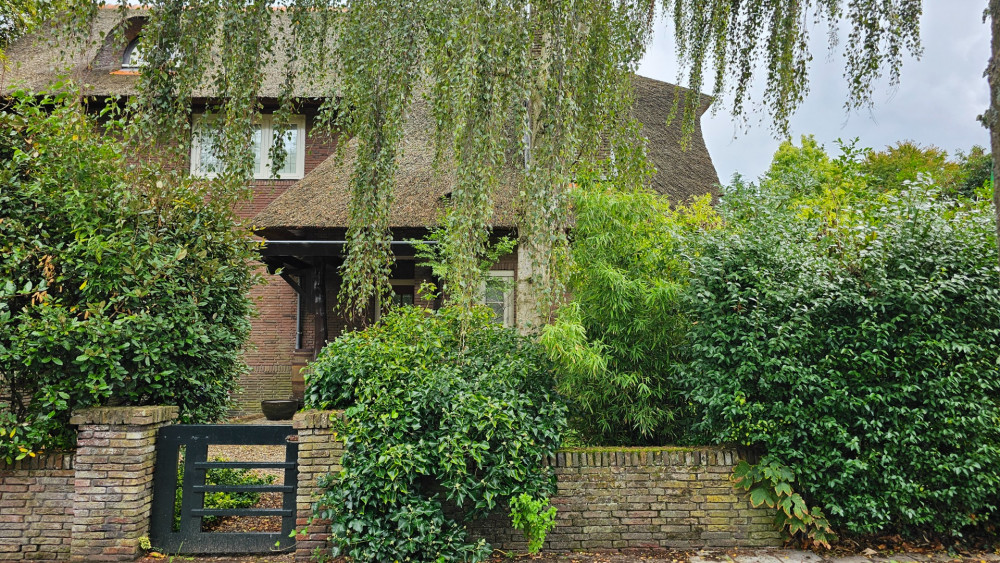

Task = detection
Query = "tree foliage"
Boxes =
[304,305,566,562]
[681,142,1000,536]
[951,145,994,199]
[857,140,994,200]
[541,177,717,445]
[0,88,257,463]
[859,141,956,194]
[664,0,922,135]
[0,0,71,57]
[27,0,932,315]
[767,135,993,203]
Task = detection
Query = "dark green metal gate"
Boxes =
[149,425,298,554]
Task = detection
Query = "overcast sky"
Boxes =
[637,2,992,183]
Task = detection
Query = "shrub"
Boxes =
[0,87,257,462]
[509,493,558,553]
[731,460,836,548]
[683,157,1000,536]
[540,181,718,445]
[305,305,566,562]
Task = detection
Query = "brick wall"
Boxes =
[0,408,780,561]
[470,447,781,551]
[0,454,75,561]
[68,406,178,561]
[0,406,177,562]
[234,117,337,416]
[290,411,781,560]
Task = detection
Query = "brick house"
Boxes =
[2,8,720,415]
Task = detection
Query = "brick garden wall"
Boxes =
[0,406,177,562]
[291,411,781,561]
[0,454,75,561]
[292,411,345,559]
[470,448,781,551]
[1,408,780,562]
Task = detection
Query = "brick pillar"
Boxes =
[68,406,178,562]
[292,410,343,562]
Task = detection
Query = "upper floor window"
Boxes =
[122,37,145,70]
[190,114,306,180]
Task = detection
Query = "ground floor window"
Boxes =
[484,270,515,327]
[390,283,415,307]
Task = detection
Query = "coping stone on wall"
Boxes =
[293,409,342,429]
[69,405,179,426]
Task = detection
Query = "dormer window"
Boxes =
[122,37,145,70]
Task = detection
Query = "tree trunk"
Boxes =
[989,0,1000,265]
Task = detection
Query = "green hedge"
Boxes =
[682,173,1000,536]
[305,305,566,562]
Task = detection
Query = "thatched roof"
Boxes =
[254,75,719,231]
[633,75,719,203]
[0,7,331,99]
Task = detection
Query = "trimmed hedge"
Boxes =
[682,175,1000,536]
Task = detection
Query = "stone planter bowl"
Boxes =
[261,399,298,421]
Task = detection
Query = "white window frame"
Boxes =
[190,114,306,180]
[482,270,515,327]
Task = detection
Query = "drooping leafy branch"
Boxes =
[663,0,923,137]
[104,0,653,323]
[46,0,930,317]
[0,0,75,57]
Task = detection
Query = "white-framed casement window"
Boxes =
[190,114,306,180]
[483,270,515,327]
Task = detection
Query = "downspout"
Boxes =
[295,286,303,350]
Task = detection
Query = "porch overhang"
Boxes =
[255,238,438,359]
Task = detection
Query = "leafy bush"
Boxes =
[202,463,276,523]
[682,145,1000,536]
[731,460,836,548]
[0,88,257,462]
[305,305,566,562]
[541,181,718,445]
